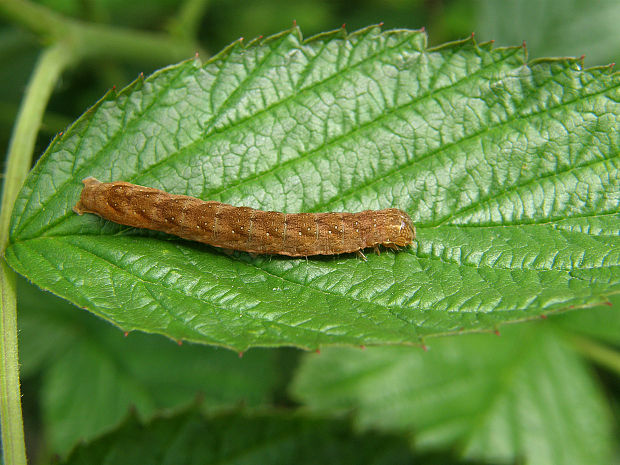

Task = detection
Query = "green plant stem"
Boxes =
[0,0,66,42]
[0,0,202,64]
[167,0,211,41]
[569,334,620,376]
[1,43,75,465]
[0,262,21,464]
[0,43,73,249]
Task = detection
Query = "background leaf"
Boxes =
[62,409,418,465]
[553,299,620,346]
[290,322,615,465]
[477,0,620,65]
[6,26,620,350]
[17,278,281,456]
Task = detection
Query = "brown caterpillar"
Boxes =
[73,177,415,258]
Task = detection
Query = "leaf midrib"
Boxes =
[436,155,619,226]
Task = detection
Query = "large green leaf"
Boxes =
[63,410,417,465]
[5,25,619,350]
[290,323,615,465]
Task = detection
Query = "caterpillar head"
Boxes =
[381,209,415,248]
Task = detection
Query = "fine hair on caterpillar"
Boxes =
[74,177,415,259]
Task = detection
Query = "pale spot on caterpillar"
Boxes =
[73,177,416,258]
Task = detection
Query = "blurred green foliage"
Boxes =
[1,1,618,463]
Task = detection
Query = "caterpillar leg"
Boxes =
[356,250,367,261]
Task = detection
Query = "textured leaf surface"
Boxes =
[6,25,620,350]
[290,323,614,465]
[17,279,279,455]
[62,410,416,465]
